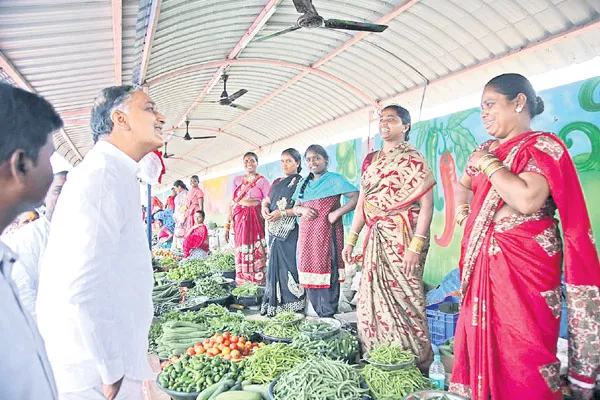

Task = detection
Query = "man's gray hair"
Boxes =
[90,85,141,143]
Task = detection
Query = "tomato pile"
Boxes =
[161,332,263,369]
[189,332,263,361]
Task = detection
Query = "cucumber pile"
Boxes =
[291,330,359,362]
[156,320,213,358]
[158,353,243,394]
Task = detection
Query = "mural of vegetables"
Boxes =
[336,140,359,183]
[435,152,457,246]
[579,77,600,112]
[413,109,479,247]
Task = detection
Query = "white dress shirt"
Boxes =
[4,216,50,321]
[0,239,58,398]
[37,141,154,393]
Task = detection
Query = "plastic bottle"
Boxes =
[429,353,446,389]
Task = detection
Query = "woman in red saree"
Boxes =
[343,105,436,369]
[292,145,359,318]
[225,152,271,285]
[166,188,176,211]
[183,210,209,259]
[450,74,600,400]
[184,175,204,230]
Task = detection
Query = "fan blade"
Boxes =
[324,19,388,33]
[227,89,247,102]
[230,103,249,111]
[292,0,318,15]
[190,136,217,140]
[255,25,302,42]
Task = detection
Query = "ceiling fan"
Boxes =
[162,141,179,160]
[211,74,249,111]
[171,120,218,141]
[256,0,388,42]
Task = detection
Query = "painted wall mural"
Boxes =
[195,76,600,285]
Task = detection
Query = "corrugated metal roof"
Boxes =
[0,0,599,179]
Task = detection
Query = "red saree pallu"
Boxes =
[450,132,600,399]
[232,175,268,285]
[356,142,436,369]
[296,196,345,289]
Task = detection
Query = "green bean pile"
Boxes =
[242,343,308,384]
[232,283,262,297]
[262,323,301,339]
[362,365,431,399]
[301,322,332,333]
[159,257,179,268]
[167,263,202,281]
[180,258,212,276]
[190,276,229,299]
[368,344,415,365]
[273,357,369,400]
[272,312,301,324]
[202,303,229,316]
[205,253,236,271]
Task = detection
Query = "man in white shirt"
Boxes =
[5,171,67,321]
[0,82,62,398]
[37,85,166,400]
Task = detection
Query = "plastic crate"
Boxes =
[427,296,460,346]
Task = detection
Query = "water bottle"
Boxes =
[429,354,446,389]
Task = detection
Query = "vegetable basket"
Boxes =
[155,372,200,400]
[203,293,232,306]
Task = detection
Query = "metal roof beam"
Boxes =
[112,0,123,85]
[170,0,283,131]
[0,49,83,162]
[136,0,162,85]
[0,51,34,92]
[220,0,420,131]
[59,107,92,119]
[147,59,377,107]
[163,126,258,148]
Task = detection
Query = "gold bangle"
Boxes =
[409,237,424,253]
[455,204,469,214]
[349,230,360,237]
[479,158,499,173]
[346,235,358,247]
[477,153,498,171]
[407,248,421,255]
[485,165,506,179]
[456,213,469,227]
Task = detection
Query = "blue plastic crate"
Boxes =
[427,296,460,346]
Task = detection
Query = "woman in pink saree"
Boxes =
[450,74,600,400]
[184,175,204,230]
[225,152,271,285]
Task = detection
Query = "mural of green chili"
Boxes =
[558,122,600,172]
[579,77,600,112]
